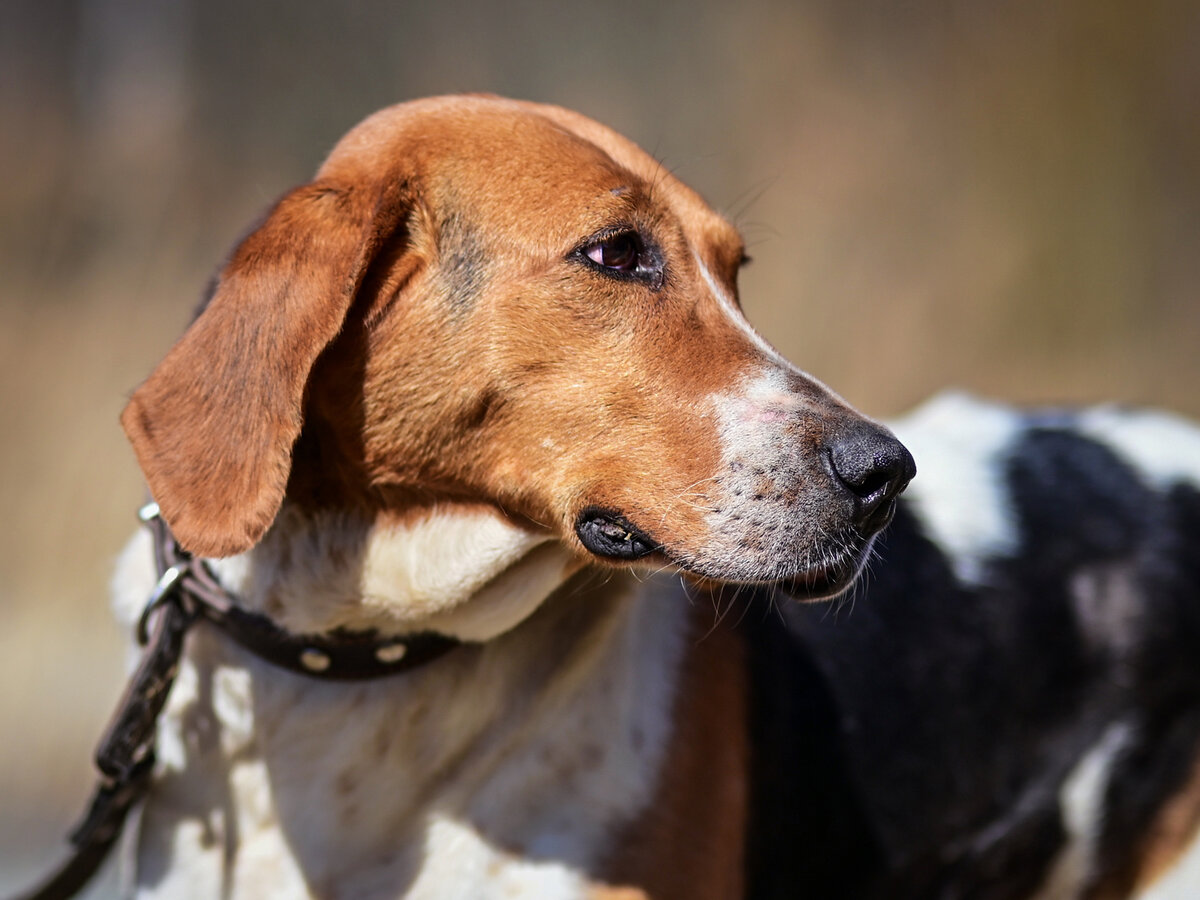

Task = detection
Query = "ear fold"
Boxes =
[121,177,411,558]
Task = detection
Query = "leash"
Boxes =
[10,503,461,900]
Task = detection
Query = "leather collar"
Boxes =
[140,502,462,680]
[10,503,462,900]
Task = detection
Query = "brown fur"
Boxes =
[1126,750,1200,897]
[603,601,749,898]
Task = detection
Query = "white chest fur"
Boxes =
[111,515,690,899]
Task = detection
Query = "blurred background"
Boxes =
[1,0,1197,892]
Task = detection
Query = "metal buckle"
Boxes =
[136,564,186,645]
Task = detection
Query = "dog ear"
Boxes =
[121,177,411,558]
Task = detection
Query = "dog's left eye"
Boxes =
[584,233,641,271]
[578,231,664,289]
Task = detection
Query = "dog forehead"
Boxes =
[321,95,739,252]
[329,96,649,179]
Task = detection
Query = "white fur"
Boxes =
[1030,723,1134,900]
[707,367,815,569]
[207,505,577,642]
[112,507,688,899]
[888,392,1022,584]
[1134,829,1200,900]
[402,815,600,899]
[711,367,802,457]
[1078,407,1200,491]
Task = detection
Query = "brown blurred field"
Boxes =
[2,0,1198,891]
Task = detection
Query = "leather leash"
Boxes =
[10,503,461,900]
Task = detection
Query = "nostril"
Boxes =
[852,466,896,503]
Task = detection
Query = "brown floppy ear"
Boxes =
[121,177,411,558]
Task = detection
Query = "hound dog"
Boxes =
[114,93,914,900]
[110,95,1200,899]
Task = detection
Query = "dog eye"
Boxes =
[576,230,664,290]
[584,233,641,271]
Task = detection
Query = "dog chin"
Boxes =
[778,537,876,602]
[637,531,877,603]
[716,534,876,601]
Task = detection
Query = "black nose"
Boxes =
[827,424,916,532]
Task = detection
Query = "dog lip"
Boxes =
[574,508,660,561]
[653,529,874,600]
[574,507,877,600]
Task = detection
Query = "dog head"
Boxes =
[123,95,913,603]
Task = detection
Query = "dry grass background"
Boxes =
[1,0,1198,890]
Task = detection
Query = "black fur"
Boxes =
[744,413,1200,898]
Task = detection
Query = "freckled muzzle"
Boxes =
[704,409,912,571]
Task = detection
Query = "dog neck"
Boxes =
[204,502,583,643]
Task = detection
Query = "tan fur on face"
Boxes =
[311,100,763,542]
[124,94,876,592]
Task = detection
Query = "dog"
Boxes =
[108,95,1200,899]
[112,93,913,899]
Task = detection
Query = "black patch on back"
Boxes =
[1003,426,1156,577]
[745,502,1073,898]
[1133,483,1200,702]
[790,503,1080,899]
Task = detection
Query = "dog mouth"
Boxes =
[574,508,661,560]
[574,506,876,601]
